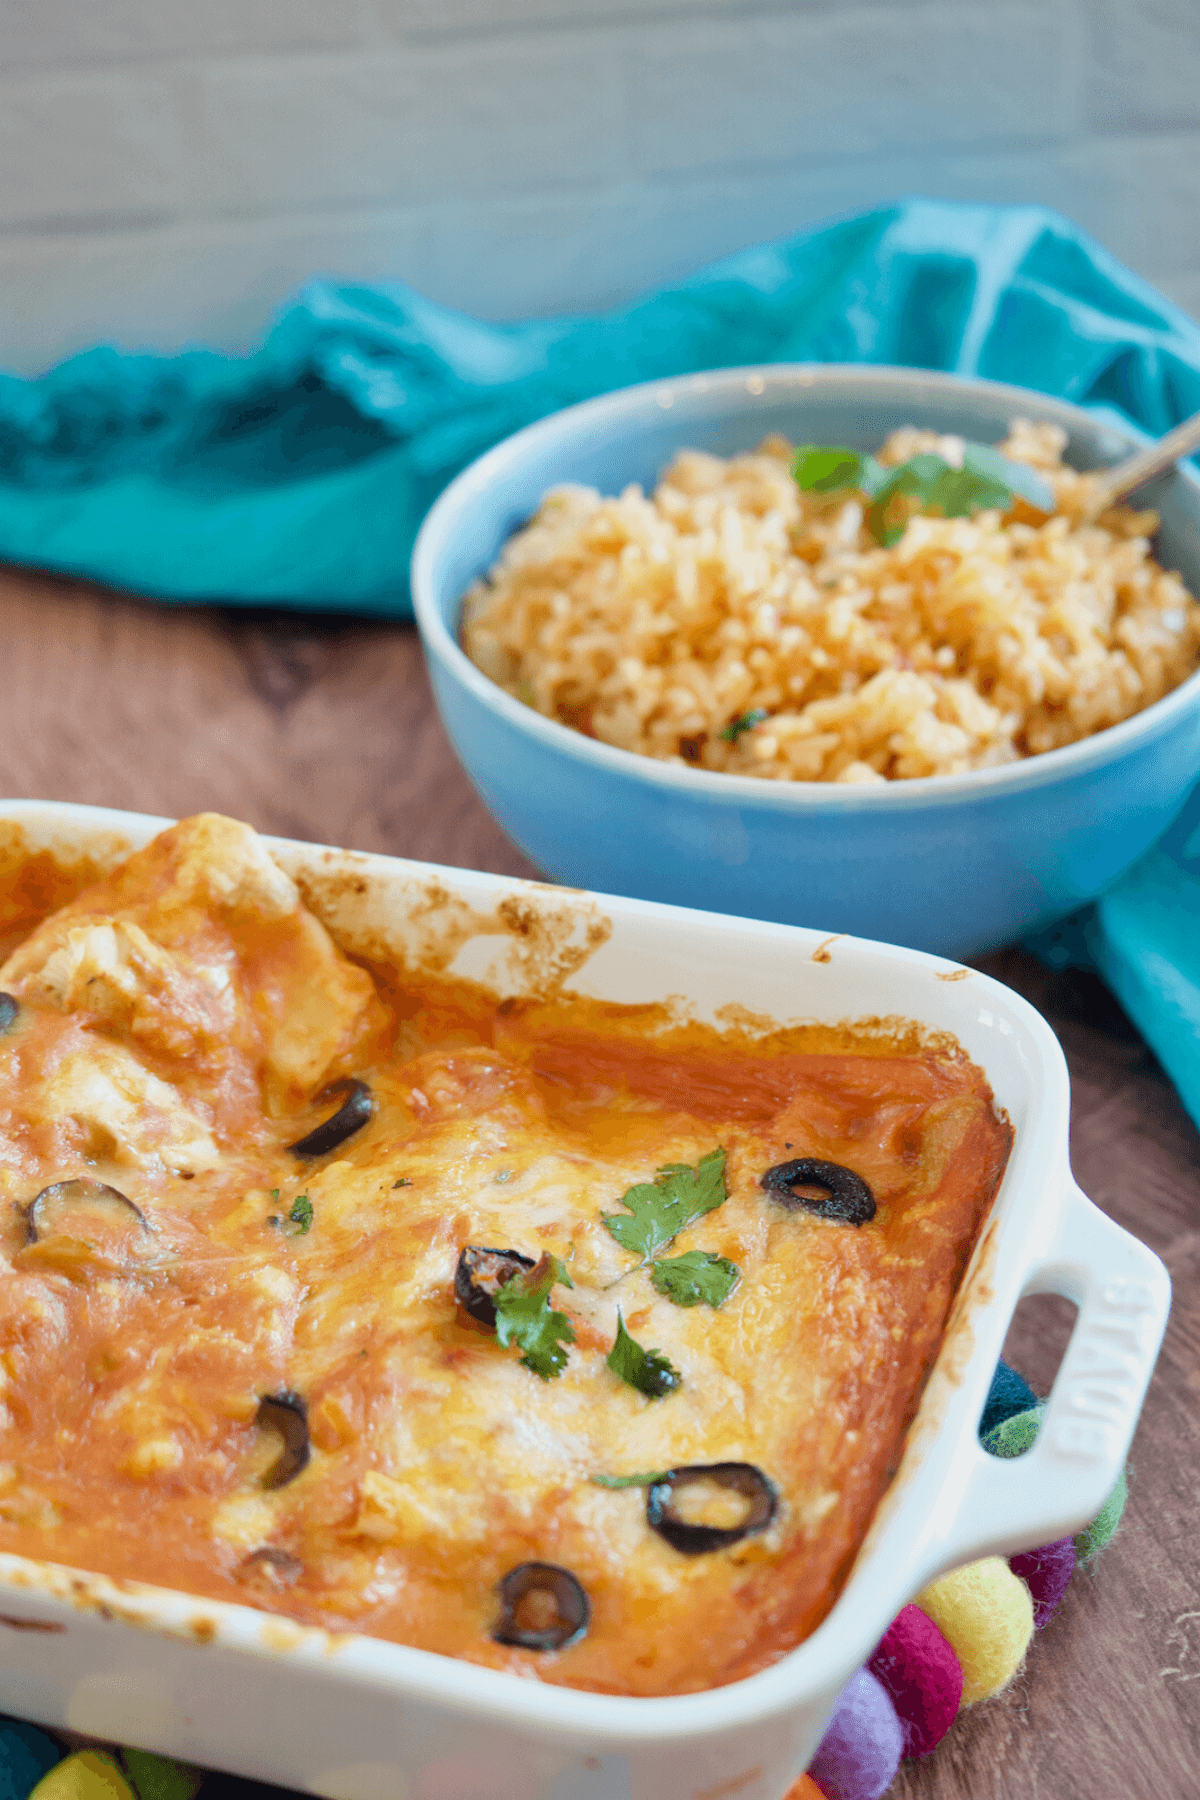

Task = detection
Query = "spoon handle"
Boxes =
[1083,407,1200,521]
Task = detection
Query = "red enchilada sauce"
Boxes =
[0,815,1011,1695]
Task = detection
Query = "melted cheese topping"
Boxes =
[0,815,1011,1695]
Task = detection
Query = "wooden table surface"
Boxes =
[0,564,1195,1800]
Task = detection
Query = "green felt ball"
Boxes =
[119,1753,202,1800]
[983,1401,1127,1560]
[1075,1465,1128,1562]
[981,1401,1045,1460]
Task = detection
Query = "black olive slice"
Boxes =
[237,1547,303,1586]
[0,995,18,1033]
[646,1463,777,1556]
[25,1178,149,1246]
[287,1079,374,1158]
[761,1157,876,1226]
[455,1245,535,1328]
[492,1562,590,1651]
[256,1391,310,1490]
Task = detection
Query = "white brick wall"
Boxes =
[0,0,1196,375]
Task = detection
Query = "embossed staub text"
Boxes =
[1052,1281,1160,1461]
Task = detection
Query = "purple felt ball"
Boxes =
[807,1668,903,1800]
[867,1603,963,1758]
[1010,1536,1076,1630]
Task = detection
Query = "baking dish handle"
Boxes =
[932,1181,1170,1571]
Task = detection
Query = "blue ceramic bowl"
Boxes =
[411,365,1200,958]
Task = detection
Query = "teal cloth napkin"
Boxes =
[1028,783,1200,1133]
[3,195,1200,616]
[4,193,1200,1131]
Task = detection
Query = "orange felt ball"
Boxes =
[783,1779,827,1800]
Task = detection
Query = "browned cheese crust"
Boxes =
[0,815,1012,1695]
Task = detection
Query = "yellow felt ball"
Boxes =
[29,1752,135,1800]
[915,1556,1034,1705]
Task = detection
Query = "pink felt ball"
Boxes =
[868,1603,964,1758]
[807,1668,903,1800]
[1010,1536,1076,1630]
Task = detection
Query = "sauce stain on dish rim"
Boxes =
[286,847,615,1001]
[0,1553,359,1660]
[276,838,976,1062]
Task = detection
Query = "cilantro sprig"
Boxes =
[602,1148,739,1310]
[287,1194,313,1235]
[270,1193,313,1236]
[603,1148,728,1260]
[493,1253,576,1380]
[607,1311,680,1399]
[791,441,1055,546]
[650,1249,740,1309]
[793,446,880,495]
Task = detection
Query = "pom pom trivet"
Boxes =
[806,1669,903,1800]
[866,1603,963,1757]
[914,1556,1034,1704]
[1010,1536,1076,1630]
[796,1358,1131,1797]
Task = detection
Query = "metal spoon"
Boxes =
[1082,407,1200,522]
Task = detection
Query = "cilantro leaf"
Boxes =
[865,453,946,545]
[793,445,886,496]
[793,438,1055,546]
[650,1250,740,1309]
[961,443,1055,512]
[590,1469,671,1489]
[607,1311,680,1399]
[287,1194,313,1235]
[493,1254,576,1380]
[602,1147,727,1261]
[925,463,1012,520]
[720,708,767,744]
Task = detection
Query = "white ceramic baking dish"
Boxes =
[0,802,1170,1800]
